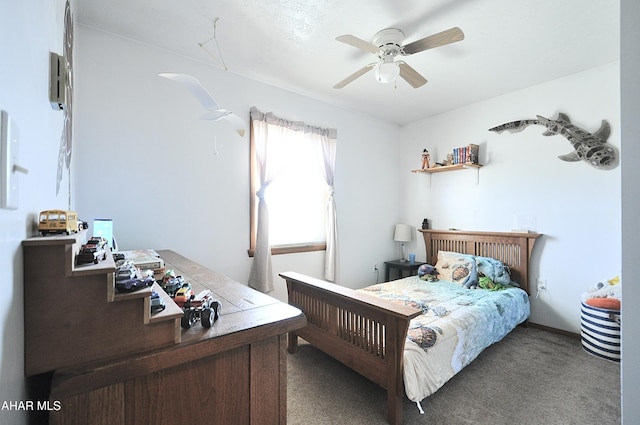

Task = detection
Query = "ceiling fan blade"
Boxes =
[333,63,377,89]
[158,72,220,111]
[402,27,464,56]
[336,34,379,54]
[398,62,428,88]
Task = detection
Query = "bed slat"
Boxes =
[421,230,540,294]
[289,282,392,358]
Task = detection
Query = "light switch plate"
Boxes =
[1,110,19,209]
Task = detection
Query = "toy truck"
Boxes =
[160,271,185,297]
[179,289,221,329]
[76,236,108,265]
[173,283,195,306]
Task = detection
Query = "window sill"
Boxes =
[247,242,326,257]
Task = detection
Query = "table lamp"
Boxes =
[393,223,412,261]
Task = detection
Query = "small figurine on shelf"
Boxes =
[421,149,430,169]
[436,153,454,167]
[445,153,454,165]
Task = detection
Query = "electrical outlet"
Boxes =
[372,264,378,273]
[537,278,547,292]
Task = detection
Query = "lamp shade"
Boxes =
[374,61,400,84]
[393,224,412,242]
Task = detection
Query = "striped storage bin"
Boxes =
[580,301,621,362]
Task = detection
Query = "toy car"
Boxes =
[115,264,138,282]
[115,276,154,293]
[173,283,194,306]
[180,289,221,329]
[160,271,185,297]
[77,236,108,264]
[150,291,166,313]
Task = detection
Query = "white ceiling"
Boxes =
[76,0,620,126]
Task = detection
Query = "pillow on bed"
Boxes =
[474,255,512,285]
[434,251,479,288]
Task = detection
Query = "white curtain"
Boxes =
[309,129,338,281]
[247,107,292,293]
[248,107,339,292]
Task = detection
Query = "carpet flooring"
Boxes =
[287,326,620,425]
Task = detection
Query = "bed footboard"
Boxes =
[279,271,421,425]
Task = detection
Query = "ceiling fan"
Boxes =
[333,27,464,89]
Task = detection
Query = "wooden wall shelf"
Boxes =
[411,163,483,174]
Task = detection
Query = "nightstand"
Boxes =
[384,260,426,281]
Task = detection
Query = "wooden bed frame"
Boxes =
[279,229,541,425]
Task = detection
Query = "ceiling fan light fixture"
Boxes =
[334,26,463,89]
[375,61,400,83]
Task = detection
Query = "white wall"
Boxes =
[1,2,637,424]
[399,63,621,334]
[0,1,75,424]
[621,0,640,421]
[74,27,402,303]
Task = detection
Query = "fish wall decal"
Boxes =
[489,113,618,170]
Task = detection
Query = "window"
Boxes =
[249,113,330,255]
[262,140,328,248]
[247,107,338,292]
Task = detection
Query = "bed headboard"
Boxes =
[419,229,541,294]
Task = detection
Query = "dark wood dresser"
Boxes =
[23,233,306,425]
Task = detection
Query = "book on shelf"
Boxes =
[452,143,479,165]
[467,144,479,164]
